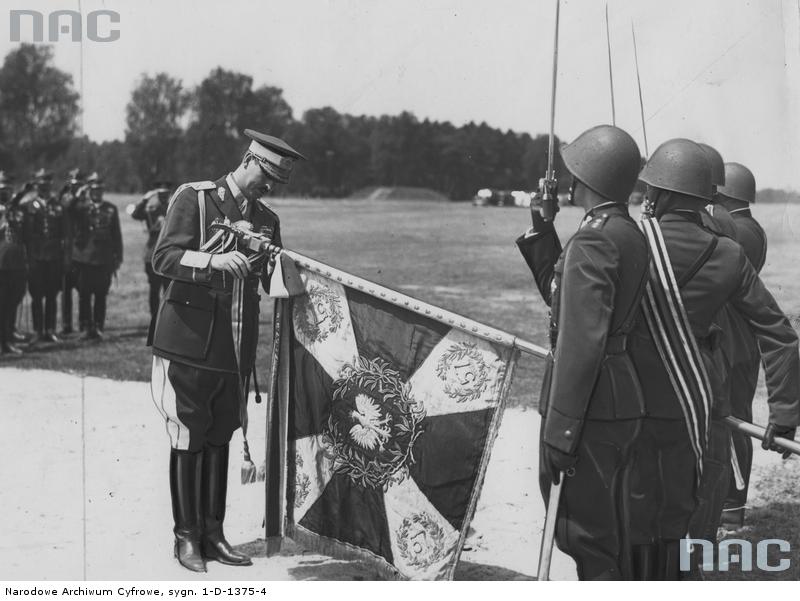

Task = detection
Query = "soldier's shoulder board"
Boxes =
[589,214,610,230]
[185,181,216,191]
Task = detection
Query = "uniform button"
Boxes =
[564,429,573,439]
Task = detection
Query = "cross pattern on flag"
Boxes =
[269,259,519,580]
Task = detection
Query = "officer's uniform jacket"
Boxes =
[517,203,649,454]
[0,197,27,271]
[131,192,168,263]
[21,193,65,262]
[631,210,798,426]
[70,200,123,267]
[150,175,281,377]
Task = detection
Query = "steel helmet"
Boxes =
[697,143,725,186]
[560,125,641,204]
[718,162,756,203]
[639,138,712,202]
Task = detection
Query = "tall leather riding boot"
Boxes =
[201,443,252,566]
[170,449,206,572]
[657,540,683,581]
[632,544,658,580]
[31,297,43,336]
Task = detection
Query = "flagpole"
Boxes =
[283,249,549,358]
[631,21,649,156]
[605,3,616,126]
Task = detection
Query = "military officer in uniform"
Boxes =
[20,168,66,343]
[716,162,769,529]
[517,125,649,580]
[631,139,800,578]
[60,168,89,335]
[71,173,123,340]
[0,172,28,354]
[130,180,172,324]
[149,129,305,572]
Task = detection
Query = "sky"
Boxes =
[0,0,798,190]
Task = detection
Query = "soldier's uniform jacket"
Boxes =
[630,209,799,425]
[70,200,123,266]
[150,175,281,377]
[20,193,65,262]
[131,191,168,262]
[0,198,27,271]
[517,203,649,454]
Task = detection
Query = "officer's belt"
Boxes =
[606,333,628,354]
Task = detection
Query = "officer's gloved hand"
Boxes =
[542,443,577,485]
[762,423,797,460]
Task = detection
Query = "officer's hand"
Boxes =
[762,423,797,459]
[210,251,252,279]
[529,206,547,231]
[542,444,577,485]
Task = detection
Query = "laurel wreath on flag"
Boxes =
[294,283,344,342]
[396,511,447,569]
[435,341,490,403]
[327,357,425,490]
[293,454,311,508]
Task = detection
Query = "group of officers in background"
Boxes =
[0,168,126,353]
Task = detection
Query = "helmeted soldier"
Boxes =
[517,125,649,580]
[60,168,89,335]
[71,172,123,340]
[0,172,28,354]
[20,168,66,343]
[130,180,172,323]
[716,162,768,528]
[149,129,305,572]
[697,143,737,238]
[630,139,799,578]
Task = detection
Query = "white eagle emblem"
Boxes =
[349,394,391,451]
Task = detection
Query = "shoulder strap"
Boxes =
[676,236,717,288]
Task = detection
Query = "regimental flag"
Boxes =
[265,254,519,580]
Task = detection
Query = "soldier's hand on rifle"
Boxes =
[210,251,252,279]
[762,423,797,459]
[542,443,577,485]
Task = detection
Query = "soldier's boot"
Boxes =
[657,540,683,581]
[44,296,59,342]
[30,297,44,342]
[632,544,658,580]
[201,443,252,566]
[94,296,107,336]
[61,287,73,335]
[170,449,206,573]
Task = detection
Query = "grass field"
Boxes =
[5,194,800,411]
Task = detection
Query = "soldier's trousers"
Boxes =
[28,260,63,333]
[150,356,241,453]
[77,263,112,331]
[688,419,731,540]
[145,261,168,321]
[628,418,698,544]
[0,270,26,345]
[62,263,88,331]
[541,418,641,580]
[722,358,759,527]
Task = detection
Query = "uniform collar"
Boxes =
[728,206,752,217]
[584,201,628,220]
[660,209,704,226]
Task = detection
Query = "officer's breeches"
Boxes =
[77,264,113,329]
[627,418,698,544]
[0,270,26,343]
[541,419,641,581]
[150,356,241,453]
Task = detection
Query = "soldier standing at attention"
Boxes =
[717,162,769,529]
[517,125,649,580]
[0,172,27,355]
[21,168,65,343]
[149,129,304,572]
[130,180,172,325]
[630,139,800,578]
[60,168,89,335]
[71,173,123,340]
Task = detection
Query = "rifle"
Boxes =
[537,0,561,222]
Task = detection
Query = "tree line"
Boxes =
[0,44,573,200]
